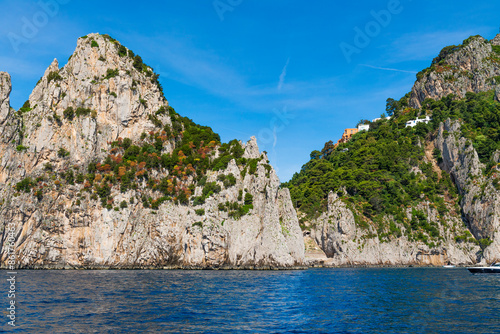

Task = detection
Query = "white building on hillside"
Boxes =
[406,116,431,128]
[358,124,370,131]
[371,116,391,122]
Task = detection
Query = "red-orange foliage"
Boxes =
[118,166,127,177]
[98,164,112,172]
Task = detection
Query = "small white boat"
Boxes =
[467,262,500,274]
[443,265,455,268]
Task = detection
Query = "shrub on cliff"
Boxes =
[16,178,34,193]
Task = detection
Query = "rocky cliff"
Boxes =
[435,119,500,263]
[0,33,304,269]
[308,191,480,266]
[410,34,500,108]
[286,34,500,266]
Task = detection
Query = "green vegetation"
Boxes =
[91,40,99,48]
[118,45,127,57]
[244,192,253,206]
[104,68,119,80]
[218,200,253,219]
[47,71,62,84]
[424,91,500,164]
[76,107,92,117]
[218,173,237,188]
[63,107,92,120]
[19,100,32,113]
[16,145,28,152]
[63,107,74,120]
[283,93,480,244]
[58,147,70,158]
[284,87,500,245]
[16,178,34,193]
[492,45,500,55]
[39,104,256,211]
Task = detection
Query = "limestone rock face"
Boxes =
[243,136,260,159]
[310,191,480,266]
[0,142,304,268]
[29,34,167,168]
[435,119,500,263]
[491,34,500,46]
[0,72,11,124]
[0,34,172,185]
[410,35,500,108]
[0,34,304,269]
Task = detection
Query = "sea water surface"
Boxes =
[2,268,499,333]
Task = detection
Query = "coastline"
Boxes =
[0,263,470,270]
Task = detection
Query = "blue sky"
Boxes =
[1,0,499,181]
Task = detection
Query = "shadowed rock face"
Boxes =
[0,33,305,269]
[435,120,500,263]
[309,191,480,267]
[410,35,500,109]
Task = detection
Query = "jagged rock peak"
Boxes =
[0,72,11,124]
[13,33,171,170]
[29,33,166,114]
[491,33,500,46]
[243,136,261,159]
[409,34,500,108]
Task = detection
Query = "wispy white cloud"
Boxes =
[359,64,417,74]
[130,33,347,115]
[277,58,290,91]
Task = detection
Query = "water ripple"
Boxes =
[0,268,498,333]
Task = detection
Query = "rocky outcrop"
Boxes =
[410,35,500,108]
[308,34,500,266]
[2,34,168,180]
[0,147,304,268]
[0,33,304,269]
[435,119,500,262]
[309,191,480,266]
[0,72,11,124]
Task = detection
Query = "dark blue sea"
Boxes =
[1,268,499,333]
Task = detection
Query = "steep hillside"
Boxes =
[410,34,500,108]
[285,34,500,266]
[0,34,304,269]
